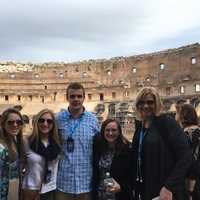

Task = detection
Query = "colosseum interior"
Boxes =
[0,43,200,139]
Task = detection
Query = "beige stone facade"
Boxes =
[1,43,200,138]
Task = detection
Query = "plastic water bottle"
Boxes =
[104,172,114,200]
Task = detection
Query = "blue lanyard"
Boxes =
[136,125,147,183]
[68,115,83,138]
[138,126,146,157]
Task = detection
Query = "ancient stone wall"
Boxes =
[1,43,200,139]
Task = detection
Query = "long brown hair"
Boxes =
[0,108,24,161]
[29,109,60,151]
[179,104,199,128]
[95,118,130,155]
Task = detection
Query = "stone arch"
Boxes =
[95,103,105,114]
[13,105,23,111]
[108,103,116,117]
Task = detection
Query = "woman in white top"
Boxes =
[22,109,61,200]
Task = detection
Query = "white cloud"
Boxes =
[0,0,199,62]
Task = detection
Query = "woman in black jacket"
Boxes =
[92,118,133,200]
[179,103,200,200]
[131,87,192,200]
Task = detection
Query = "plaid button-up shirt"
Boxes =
[56,109,99,194]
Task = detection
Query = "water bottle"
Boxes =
[103,172,114,200]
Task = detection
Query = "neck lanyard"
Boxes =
[136,125,147,183]
[68,114,83,138]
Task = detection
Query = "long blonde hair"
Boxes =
[0,108,24,161]
[29,109,60,151]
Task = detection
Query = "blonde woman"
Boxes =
[131,87,192,200]
[0,108,24,200]
[22,109,61,200]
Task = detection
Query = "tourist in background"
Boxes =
[179,104,200,200]
[22,109,61,200]
[131,87,192,200]
[175,99,187,123]
[92,118,133,200]
[55,82,99,200]
[0,108,24,200]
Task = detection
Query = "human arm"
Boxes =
[92,114,100,136]
[157,116,192,192]
[110,145,134,199]
[91,135,100,200]
[187,179,195,200]
[20,137,29,178]
[0,144,9,198]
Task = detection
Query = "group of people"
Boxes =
[0,83,199,200]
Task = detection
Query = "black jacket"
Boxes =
[185,127,200,200]
[92,135,134,200]
[131,114,192,200]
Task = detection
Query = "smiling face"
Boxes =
[38,112,54,137]
[137,93,156,121]
[5,113,23,137]
[104,121,120,144]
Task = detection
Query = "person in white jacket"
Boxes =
[22,109,61,200]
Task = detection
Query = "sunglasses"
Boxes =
[6,120,23,126]
[38,118,54,124]
[137,100,155,107]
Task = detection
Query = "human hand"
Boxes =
[159,187,172,200]
[106,179,121,193]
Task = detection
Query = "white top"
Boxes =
[22,138,59,193]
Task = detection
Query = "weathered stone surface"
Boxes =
[0,43,200,139]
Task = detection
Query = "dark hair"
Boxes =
[175,99,187,112]
[22,114,30,124]
[176,99,187,105]
[66,82,85,98]
[0,108,24,161]
[179,104,199,127]
[95,118,129,155]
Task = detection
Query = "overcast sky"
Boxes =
[0,0,200,63]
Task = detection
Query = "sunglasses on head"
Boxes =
[137,100,155,107]
[6,119,23,126]
[38,118,54,124]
